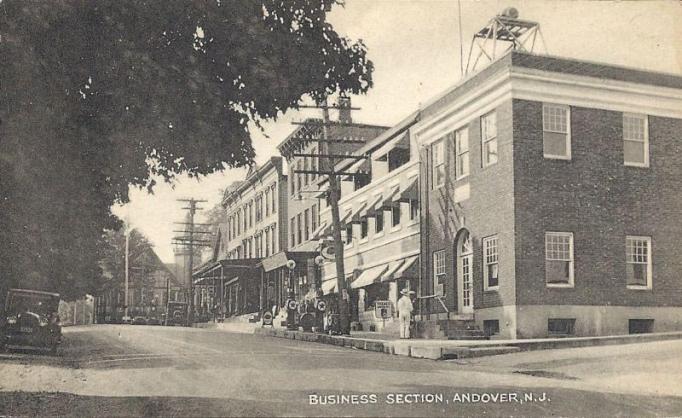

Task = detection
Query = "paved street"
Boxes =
[1,325,681,417]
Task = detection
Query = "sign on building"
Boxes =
[374,300,392,319]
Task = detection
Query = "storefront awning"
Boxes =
[381,259,406,282]
[340,207,353,224]
[321,279,337,295]
[351,264,388,289]
[394,255,419,279]
[310,221,331,240]
[394,175,419,203]
[380,184,400,208]
[350,201,368,223]
[374,132,410,162]
[361,194,383,217]
[342,157,370,181]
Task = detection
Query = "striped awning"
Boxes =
[394,255,419,278]
[394,175,419,202]
[374,132,410,162]
[310,221,331,240]
[381,259,406,282]
[321,279,337,295]
[350,265,388,289]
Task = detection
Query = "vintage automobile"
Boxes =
[131,316,147,325]
[1,289,62,354]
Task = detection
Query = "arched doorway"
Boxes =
[454,229,473,315]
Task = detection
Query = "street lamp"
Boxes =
[285,259,298,330]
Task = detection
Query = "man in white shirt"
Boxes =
[397,288,414,339]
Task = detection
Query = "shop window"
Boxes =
[548,318,575,335]
[483,320,499,337]
[364,282,389,311]
[311,204,318,232]
[296,213,302,245]
[290,217,296,247]
[629,319,654,334]
[543,103,571,159]
[545,232,574,287]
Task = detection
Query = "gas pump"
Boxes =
[285,259,298,330]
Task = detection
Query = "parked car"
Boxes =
[131,316,147,325]
[121,315,132,324]
[1,289,62,355]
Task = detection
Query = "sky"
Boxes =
[113,0,682,263]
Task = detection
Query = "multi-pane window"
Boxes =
[545,232,574,286]
[265,228,270,257]
[311,204,318,232]
[290,217,296,247]
[304,157,310,185]
[623,114,649,167]
[481,111,498,166]
[271,224,277,254]
[304,209,310,241]
[432,139,445,189]
[391,205,401,227]
[626,236,652,289]
[375,210,384,234]
[255,196,262,223]
[455,128,469,179]
[265,189,270,217]
[271,184,277,213]
[543,103,570,159]
[483,236,499,289]
[296,213,302,245]
[433,249,446,296]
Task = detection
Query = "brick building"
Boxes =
[413,51,682,338]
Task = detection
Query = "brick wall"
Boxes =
[513,99,682,307]
[421,99,516,313]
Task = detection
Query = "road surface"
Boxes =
[1,325,681,416]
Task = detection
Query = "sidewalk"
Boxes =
[252,327,682,360]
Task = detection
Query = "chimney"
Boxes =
[338,96,352,123]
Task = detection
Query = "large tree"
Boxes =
[0,0,373,300]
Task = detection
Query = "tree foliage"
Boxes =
[0,0,374,299]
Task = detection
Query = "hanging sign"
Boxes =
[374,300,392,319]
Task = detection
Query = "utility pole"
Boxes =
[291,96,366,335]
[124,226,130,321]
[173,198,211,325]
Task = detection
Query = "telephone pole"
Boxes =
[291,96,367,335]
[173,198,211,325]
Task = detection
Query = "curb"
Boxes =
[253,327,682,360]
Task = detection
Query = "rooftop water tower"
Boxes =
[464,7,546,74]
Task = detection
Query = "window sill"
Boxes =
[359,238,369,245]
[455,175,469,182]
[627,285,652,290]
[546,283,574,288]
[373,232,385,239]
[543,154,572,161]
[390,225,402,233]
[484,286,499,292]
[624,162,650,168]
